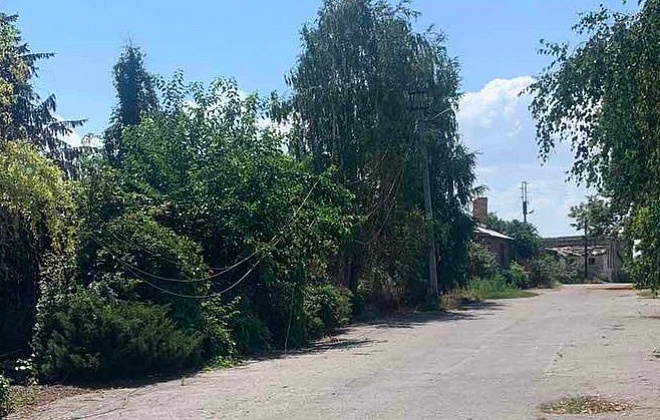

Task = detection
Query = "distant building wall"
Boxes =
[476,234,512,268]
[542,236,624,282]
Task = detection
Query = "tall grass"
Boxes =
[468,276,538,300]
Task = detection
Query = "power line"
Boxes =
[123,242,268,300]
[356,144,417,246]
[120,219,320,301]
[91,179,319,284]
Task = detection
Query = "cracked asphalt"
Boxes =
[12,284,660,420]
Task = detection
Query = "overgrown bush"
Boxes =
[199,297,237,360]
[35,289,203,383]
[304,284,352,340]
[0,374,11,417]
[225,298,272,355]
[467,242,499,280]
[357,267,404,316]
[528,256,560,288]
[503,261,529,289]
[0,142,76,358]
[555,258,583,284]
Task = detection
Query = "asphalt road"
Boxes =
[13,285,660,420]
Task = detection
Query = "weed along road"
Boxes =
[13,285,660,420]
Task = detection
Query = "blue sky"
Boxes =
[6,0,638,236]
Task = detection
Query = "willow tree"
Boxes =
[286,0,476,299]
[528,1,660,290]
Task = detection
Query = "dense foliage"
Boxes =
[103,45,158,167]
[0,141,76,360]
[36,289,203,382]
[568,196,620,239]
[1,1,482,387]
[284,0,478,302]
[528,0,660,290]
[485,214,542,262]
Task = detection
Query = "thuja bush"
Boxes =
[35,288,203,383]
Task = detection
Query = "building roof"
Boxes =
[476,226,513,241]
[546,246,609,258]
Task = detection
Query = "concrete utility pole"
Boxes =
[584,222,589,280]
[409,90,451,299]
[521,181,533,223]
[422,143,439,297]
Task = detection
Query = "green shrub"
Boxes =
[226,299,272,355]
[555,258,583,284]
[528,256,560,288]
[0,374,11,417]
[304,285,352,340]
[357,267,404,316]
[503,261,530,289]
[467,242,499,279]
[199,297,236,360]
[35,289,203,383]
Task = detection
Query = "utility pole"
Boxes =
[521,181,533,223]
[422,142,439,297]
[584,221,589,280]
[409,88,447,299]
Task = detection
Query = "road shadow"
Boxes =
[46,304,504,392]
[361,303,503,330]
[457,300,503,311]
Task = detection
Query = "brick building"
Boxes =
[472,197,513,268]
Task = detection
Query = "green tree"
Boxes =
[568,196,620,239]
[0,141,76,358]
[0,13,84,173]
[285,0,476,298]
[528,1,659,289]
[77,73,355,358]
[485,214,542,262]
[104,44,159,167]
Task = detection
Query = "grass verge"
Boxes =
[468,276,538,301]
[638,289,657,299]
[5,384,90,417]
[439,279,537,311]
[540,395,630,415]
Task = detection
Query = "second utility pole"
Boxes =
[521,181,532,223]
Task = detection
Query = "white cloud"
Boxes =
[458,77,593,237]
[55,114,85,147]
[61,128,81,146]
[459,76,535,139]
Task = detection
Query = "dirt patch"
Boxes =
[540,396,631,415]
[8,385,91,418]
[638,289,657,299]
